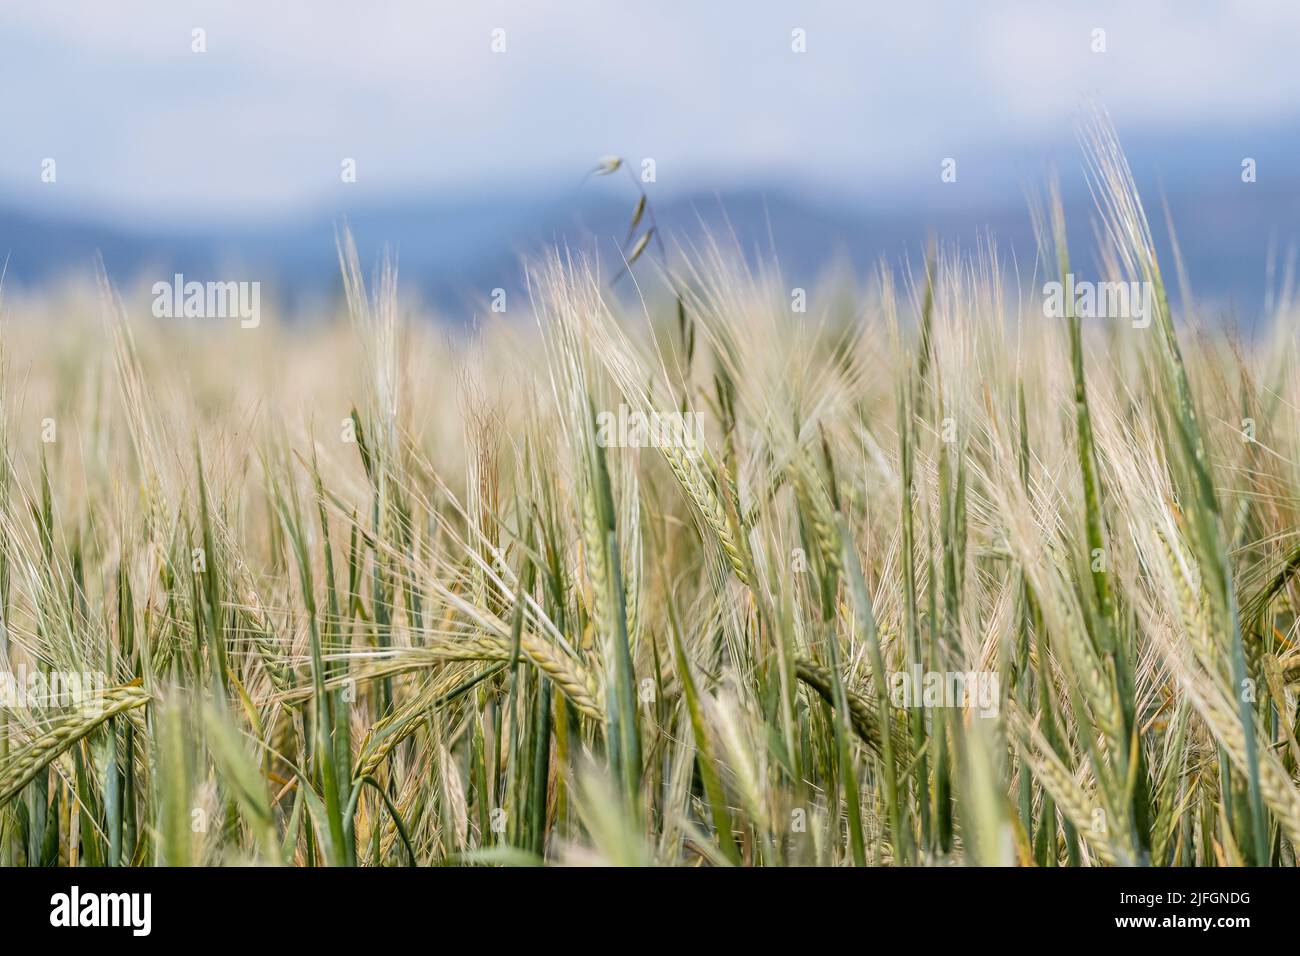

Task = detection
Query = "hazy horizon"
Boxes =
[4,1,1300,317]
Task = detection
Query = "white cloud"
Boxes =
[2,0,1298,221]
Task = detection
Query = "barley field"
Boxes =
[1,122,1298,868]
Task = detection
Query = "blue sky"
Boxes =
[4,1,1300,227]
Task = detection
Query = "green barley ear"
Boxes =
[1081,109,1264,863]
[587,413,641,814]
[837,514,907,864]
[152,691,194,866]
[667,597,739,864]
[0,684,150,808]
[202,701,278,860]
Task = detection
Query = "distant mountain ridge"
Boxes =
[2,175,1296,321]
